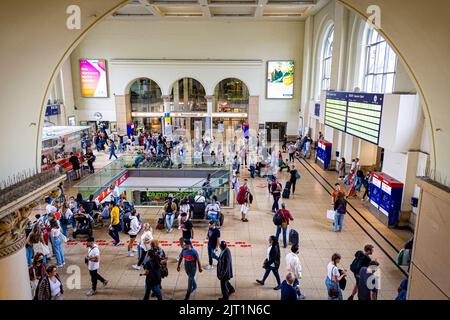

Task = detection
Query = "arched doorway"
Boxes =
[129,78,163,133]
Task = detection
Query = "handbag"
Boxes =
[326,210,336,220]
[328,281,340,298]
[33,242,50,256]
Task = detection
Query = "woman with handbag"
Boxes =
[325,253,347,300]
[29,253,47,298]
[28,223,50,263]
[35,265,64,300]
[256,236,282,290]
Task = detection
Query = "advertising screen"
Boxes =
[80,59,108,97]
[346,93,383,144]
[324,91,347,132]
[266,61,294,99]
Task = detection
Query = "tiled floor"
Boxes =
[37,151,409,300]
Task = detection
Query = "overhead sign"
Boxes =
[324,91,348,132]
[45,104,60,116]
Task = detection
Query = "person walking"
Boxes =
[288,142,296,162]
[357,261,380,300]
[85,237,108,296]
[285,244,305,299]
[289,165,300,195]
[325,253,347,300]
[270,177,282,212]
[127,209,141,257]
[35,265,64,300]
[256,235,281,290]
[237,179,251,222]
[109,139,118,160]
[280,273,298,301]
[49,220,65,267]
[338,157,346,180]
[205,221,220,270]
[177,240,203,300]
[142,249,163,300]
[85,148,96,173]
[217,241,234,300]
[361,171,372,201]
[133,223,153,270]
[68,152,81,180]
[180,212,194,243]
[347,244,374,300]
[333,192,347,232]
[274,203,294,248]
[108,201,121,246]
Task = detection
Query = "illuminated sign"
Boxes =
[80,59,108,98]
[267,61,295,99]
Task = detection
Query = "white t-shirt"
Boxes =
[194,195,206,203]
[112,186,120,198]
[140,230,153,251]
[180,204,190,214]
[64,208,73,220]
[46,204,57,215]
[49,277,61,297]
[205,203,220,215]
[327,262,340,280]
[128,216,141,236]
[51,227,61,238]
[286,252,302,279]
[87,245,100,271]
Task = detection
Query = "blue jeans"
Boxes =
[334,213,345,232]
[272,195,280,212]
[52,236,65,265]
[250,166,255,178]
[185,262,197,298]
[49,236,57,257]
[108,224,121,244]
[355,177,363,192]
[143,284,162,300]
[109,150,118,160]
[165,213,175,231]
[325,277,342,300]
[275,226,288,248]
[207,245,219,266]
[26,246,33,266]
[61,223,68,237]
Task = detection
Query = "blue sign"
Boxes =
[314,103,320,117]
[45,104,60,116]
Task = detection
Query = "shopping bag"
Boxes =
[327,210,336,220]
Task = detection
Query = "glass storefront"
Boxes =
[131,117,162,133]
[130,78,163,113]
[170,78,207,112]
[214,78,249,113]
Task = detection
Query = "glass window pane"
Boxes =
[387,47,397,73]
[374,74,383,93]
[376,42,387,73]
[385,74,395,93]
[370,29,378,44]
[365,75,373,92]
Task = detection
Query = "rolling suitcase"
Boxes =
[282,181,291,199]
[289,229,299,246]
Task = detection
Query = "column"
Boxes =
[205,95,213,140]
[114,94,131,134]
[248,96,259,137]
[162,95,171,136]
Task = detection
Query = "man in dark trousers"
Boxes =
[69,152,81,180]
[217,241,235,300]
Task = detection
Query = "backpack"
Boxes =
[236,187,248,205]
[273,212,283,226]
[248,192,254,204]
[350,250,366,274]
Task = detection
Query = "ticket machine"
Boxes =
[369,172,404,227]
[316,140,332,169]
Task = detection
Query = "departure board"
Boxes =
[324,91,348,132]
[346,93,383,144]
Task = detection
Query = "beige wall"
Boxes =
[409,179,450,299]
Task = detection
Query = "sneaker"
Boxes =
[273,285,281,290]
[299,294,306,300]
[86,289,96,296]
[132,264,141,270]
[56,264,64,268]
[128,251,134,257]
[103,280,108,287]
[256,280,264,286]
[205,265,213,270]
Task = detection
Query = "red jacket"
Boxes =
[277,209,294,225]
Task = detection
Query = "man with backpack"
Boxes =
[237,179,251,222]
[347,244,374,300]
[289,165,301,195]
[270,177,283,212]
[273,203,294,248]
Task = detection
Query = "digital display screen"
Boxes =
[80,59,108,97]
[324,91,348,132]
[266,61,294,99]
[346,93,383,144]
[324,91,384,145]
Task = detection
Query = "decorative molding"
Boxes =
[110,59,263,67]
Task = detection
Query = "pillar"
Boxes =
[205,95,213,140]
[162,95,171,137]
[114,94,131,134]
[248,96,259,136]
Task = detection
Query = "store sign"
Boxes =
[45,104,60,116]
[171,112,207,117]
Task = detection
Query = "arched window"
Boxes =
[364,28,397,93]
[129,78,163,113]
[170,78,206,112]
[320,26,334,93]
[214,78,249,113]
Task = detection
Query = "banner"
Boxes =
[80,59,108,97]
